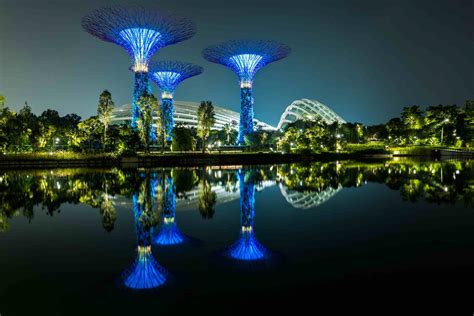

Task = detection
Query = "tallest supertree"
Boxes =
[203,40,291,144]
[81,6,196,128]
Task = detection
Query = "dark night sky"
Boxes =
[0,0,472,126]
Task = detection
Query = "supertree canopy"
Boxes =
[202,40,291,144]
[150,61,203,139]
[226,170,270,261]
[82,5,197,128]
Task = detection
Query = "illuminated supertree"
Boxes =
[82,6,196,129]
[122,176,167,290]
[150,61,203,140]
[225,170,270,261]
[154,174,187,245]
[202,40,291,144]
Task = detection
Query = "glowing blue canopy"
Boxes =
[82,6,196,71]
[228,54,263,83]
[150,61,203,95]
[228,229,269,261]
[118,28,162,71]
[155,218,185,246]
[202,39,291,84]
[122,246,167,289]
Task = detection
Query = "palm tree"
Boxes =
[97,90,114,149]
[223,123,233,145]
[197,101,216,153]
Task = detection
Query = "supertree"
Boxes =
[150,61,203,140]
[82,5,196,129]
[225,169,271,261]
[153,173,187,246]
[122,175,168,290]
[202,40,291,144]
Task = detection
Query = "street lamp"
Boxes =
[441,118,449,146]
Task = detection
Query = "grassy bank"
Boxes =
[0,147,472,169]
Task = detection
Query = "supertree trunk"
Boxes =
[239,86,254,145]
[162,97,174,142]
[239,171,255,228]
[131,71,151,129]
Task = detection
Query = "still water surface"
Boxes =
[0,160,473,314]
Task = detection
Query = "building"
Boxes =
[111,101,275,131]
[277,99,346,130]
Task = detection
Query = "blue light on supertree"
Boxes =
[202,40,291,144]
[154,175,187,246]
[122,182,167,290]
[226,170,270,261]
[150,61,203,140]
[82,5,196,129]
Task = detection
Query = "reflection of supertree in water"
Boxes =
[203,40,290,144]
[226,170,270,261]
[122,177,167,289]
[150,61,203,140]
[81,5,196,128]
[154,175,186,245]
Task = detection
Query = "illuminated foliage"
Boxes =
[197,101,216,152]
[97,90,115,148]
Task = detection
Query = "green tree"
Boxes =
[401,105,424,130]
[222,123,235,145]
[172,126,195,151]
[136,93,159,154]
[97,90,114,149]
[198,177,216,219]
[426,105,458,145]
[197,101,216,153]
[72,116,101,151]
[0,95,5,109]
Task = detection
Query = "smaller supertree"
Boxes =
[225,170,270,261]
[203,40,291,144]
[150,61,203,141]
[154,175,186,246]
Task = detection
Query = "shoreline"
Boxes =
[0,149,472,169]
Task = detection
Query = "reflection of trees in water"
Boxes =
[154,171,187,246]
[122,171,167,290]
[277,160,474,208]
[225,169,270,261]
[0,161,472,232]
[198,168,217,219]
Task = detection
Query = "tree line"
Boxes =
[0,91,472,154]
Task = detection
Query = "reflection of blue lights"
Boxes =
[225,170,270,261]
[229,54,263,82]
[123,246,167,289]
[119,28,162,69]
[155,218,185,245]
[228,230,269,261]
[155,176,184,245]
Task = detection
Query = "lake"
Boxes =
[0,159,473,314]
